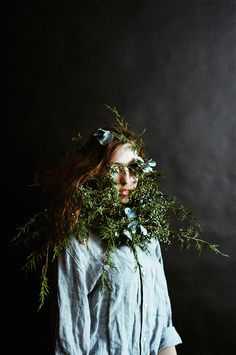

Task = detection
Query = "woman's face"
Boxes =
[109,143,138,204]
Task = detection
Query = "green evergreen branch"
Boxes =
[104,104,143,152]
[11,210,47,245]
[14,153,228,309]
[104,104,128,129]
[175,233,229,257]
[38,272,50,311]
[38,245,50,310]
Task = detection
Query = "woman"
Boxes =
[14,109,226,354]
[46,121,182,355]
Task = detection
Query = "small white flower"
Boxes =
[123,230,132,240]
[140,225,148,235]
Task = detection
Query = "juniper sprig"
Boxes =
[12,155,228,309]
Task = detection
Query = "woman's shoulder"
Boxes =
[65,231,104,262]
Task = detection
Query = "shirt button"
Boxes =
[143,271,146,276]
[144,303,148,308]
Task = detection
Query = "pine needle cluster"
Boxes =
[12,105,228,309]
[12,155,227,309]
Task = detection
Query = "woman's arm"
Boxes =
[54,236,104,354]
[158,345,177,355]
[155,241,182,352]
[54,242,92,354]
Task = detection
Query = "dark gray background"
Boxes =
[4,1,236,354]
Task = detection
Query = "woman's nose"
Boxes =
[120,168,136,186]
[119,167,129,184]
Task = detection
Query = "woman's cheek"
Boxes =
[111,173,120,184]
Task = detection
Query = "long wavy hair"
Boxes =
[41,122,144,242]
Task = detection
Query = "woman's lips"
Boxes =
[119,189,130,197]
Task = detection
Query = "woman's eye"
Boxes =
[128,168,135,176]
[128,162,139,173]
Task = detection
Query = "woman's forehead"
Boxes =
[110,143,138,164]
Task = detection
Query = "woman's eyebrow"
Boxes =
[109,158,138,167]
[123,158,138,167]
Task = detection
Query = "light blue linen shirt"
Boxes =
[55,232,182,354]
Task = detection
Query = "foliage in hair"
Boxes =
[104,104,145,153]
[71,105,144,153]
[104,104,128,129]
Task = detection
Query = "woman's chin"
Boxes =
[120,196,129,204]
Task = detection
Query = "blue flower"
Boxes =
[142,159,157,173]
[124,207,137,219]
[128,220,138,233]
[93,128,114,146]
[136,157,157,173]
[123,207,148,239]
[148,159,156,167]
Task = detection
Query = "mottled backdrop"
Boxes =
[4,1,236,354]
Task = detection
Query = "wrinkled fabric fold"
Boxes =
[54,232,182,354]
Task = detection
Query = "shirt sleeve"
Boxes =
[54,237,102,355]
[155,241,183,351]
